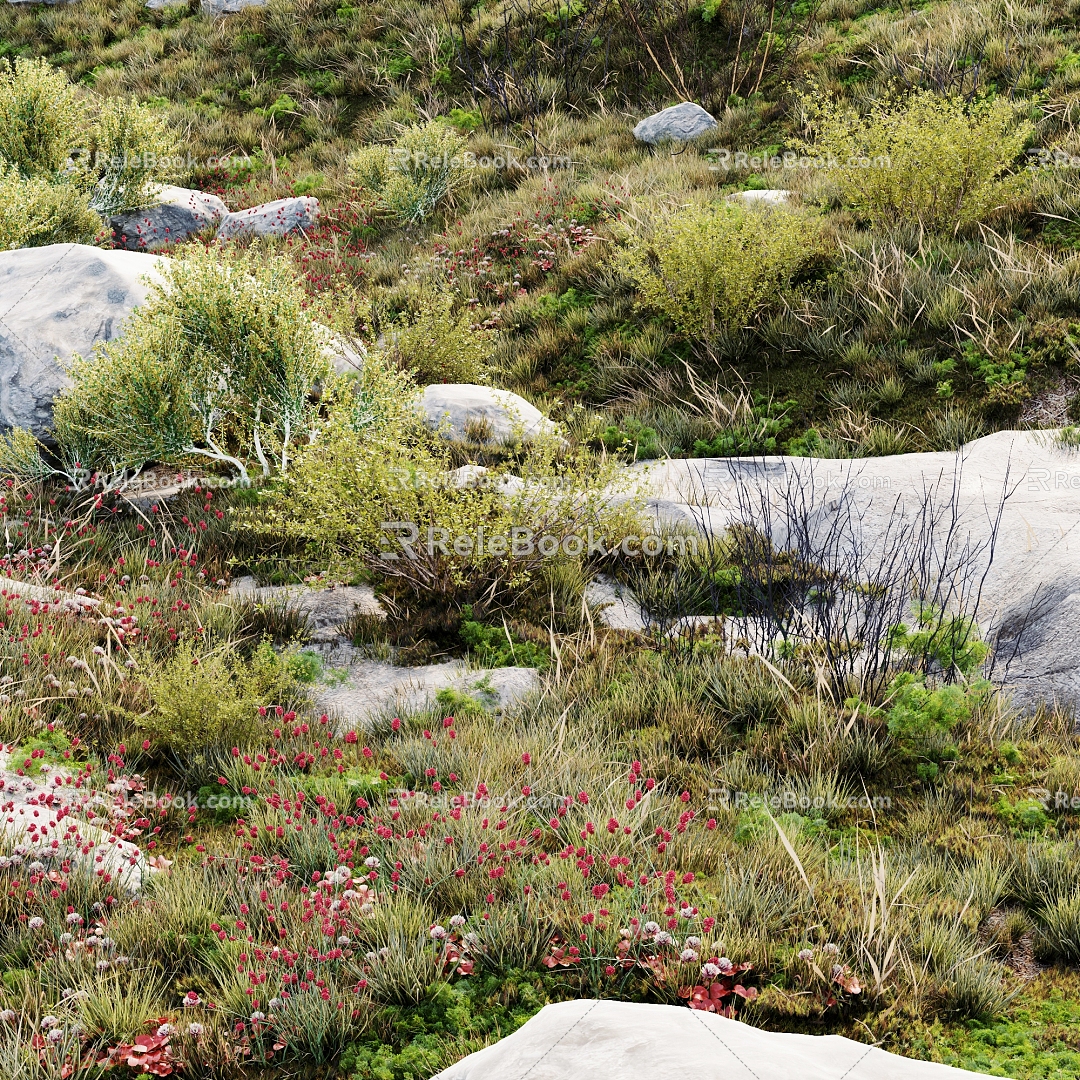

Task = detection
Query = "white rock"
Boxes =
[109,186,228,251]
[636,430,1080,711]
[0,578,99,613]
[633,102,717,145]
[0,244,165,438]
[318,659,540,728]
[448,464,525,494]
[0,751,152,893]
[584,574,645,633]
[727,189,791,206]
[435,999,1003,1080]
[216,196,318,242]
[420,384,559,445]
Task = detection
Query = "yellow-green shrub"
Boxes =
[798,88,1033,232]
[51,246,329,481]
[347,119,469,224]
[0,56,84,178]
[0,163,99,249]
[384,290,494,384]
[136,640,300,751]
[620,202,822,338]
[86,96,174,215]
[252,378,640,605]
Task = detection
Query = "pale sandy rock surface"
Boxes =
[434,998,1012,1080]
[0,750,152,893]
[634,430,1080,711]
[316,656,540,728]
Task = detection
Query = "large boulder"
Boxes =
[637,430,1080,712]
[109,186,228,251]
[435,999,998,1079]
[420,384,559,445]
[633,102,717,145]
[0,244,165,439]
[216,196,319,242]
[0,748,154,893]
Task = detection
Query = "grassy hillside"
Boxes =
[4,0,1080,455]
[2,1,1080,1078]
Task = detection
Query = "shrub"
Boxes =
[0,163,100,250]
[887,605,989,676]
[0,56,84,178]
[51,246,330,481]
[136,640,300,751]
[86,96,173,215]
[799,88,1033,233]
[348,120,469,225]
[620,202,822,339]
[459,605,549,669]
[254,389,637,609]
[885,673,989,744]
[383,290,494,384]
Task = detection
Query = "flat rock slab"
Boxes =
[0,751,151,893]
[317,658,540,728]
[633,102,717,144]
[636,430,1080,712]
[0,244,164,439]
[435,999,1008,1080]
[200,0,267,9]
[727,189,791,206]
[229,577,384,641]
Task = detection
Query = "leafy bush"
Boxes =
[961,341,1030,409]
[888,606,989,676]
[0,162,100,249]
[692,395,797,456]
[799,89,1033,233]
[255,392,637,610]
[51,246,329,480]
[383,290,494,384]
[620,202,822,339]
[601,418,661,460]
[885,672,989,744]
[0,56,83,178]
[348,120,469,224]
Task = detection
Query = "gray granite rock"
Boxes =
[216,196,319,241]
[633,102,717,145]
[636,430,1080,712]
[317,657,540,729]
[419,384,558,446]
[109,186,228,251]
[229,576,385,642]
[435,998,1005,1080]
[0,244,165,439]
